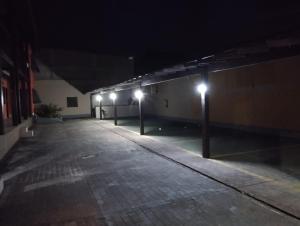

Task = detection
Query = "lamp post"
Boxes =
[134,89,145,135]
[109,92,117,125]
[196,70,210,158]
[96,94,103,120]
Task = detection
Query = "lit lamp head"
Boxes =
[109,92,117,101]
[134,89,144,100]
[196,83,208,96]
[96,95,102,102]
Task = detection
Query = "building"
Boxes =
[146,54,300,135]
[0,0,36,160]
[34,49,134,119]
[34,59,91,119]
[90,34,300,157]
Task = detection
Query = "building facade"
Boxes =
[145,54,300,135]
[34,79,91,119]
[0,0,36,159]
[34,60,91,119]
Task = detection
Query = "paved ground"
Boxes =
[0,119,299,226]
[108,118,300,181]
[112,118,300,157]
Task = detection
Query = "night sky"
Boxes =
[32,0,300,73]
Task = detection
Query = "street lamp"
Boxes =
[109,92,117,125]
[134,89,145,135]
[196,83,208,96]
[109,92,117,101]
[96,95,103,120]
[134,89,144,100]
[96,94,102,102]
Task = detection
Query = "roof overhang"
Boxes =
[91,35,300,95]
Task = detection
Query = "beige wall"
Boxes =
[144,75,201,121]
[147,55,300,131]
[0,119,32,160]
[35,80,90,117]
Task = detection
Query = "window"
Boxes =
[67,97,78,107]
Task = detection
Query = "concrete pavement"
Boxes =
[0,119,299,226]
[100,119,300,219]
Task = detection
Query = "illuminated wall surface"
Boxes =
[91,89,139,118]
[147,55,300,131]
[35,80,90,117]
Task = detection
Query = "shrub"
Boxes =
[35,104,62,118]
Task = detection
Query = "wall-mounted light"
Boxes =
[109,92,117,101]
[196,83,208,96]
[134,89,144,100]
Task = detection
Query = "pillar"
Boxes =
[201,67,210,158]
[139,98,144,135]
[114,100,117,126]
[100,101,103,120]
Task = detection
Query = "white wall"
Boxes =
[146,55,300,131]
[0,119,32,160]
[144,75,201,121]
[35,80,91,118]
[101,105,139,118]
[92,89,139,118]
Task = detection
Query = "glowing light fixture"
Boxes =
[134,89,144,100]
[196,83,208,95]
[96,95,102,102]
[109,92,117,101]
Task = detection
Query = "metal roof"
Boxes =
[91,34,300,94]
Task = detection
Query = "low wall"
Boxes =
[0,119,32,160]
[62,114,90,119]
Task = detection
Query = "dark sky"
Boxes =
[32,0,300,73]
